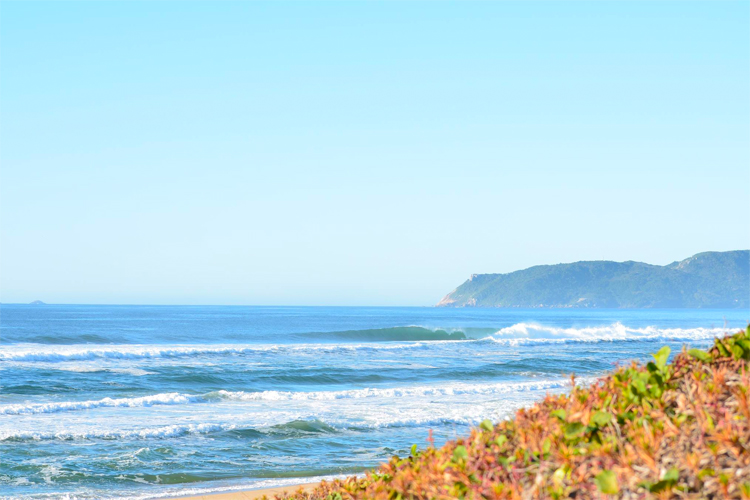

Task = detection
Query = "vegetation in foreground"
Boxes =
[275,328,750,499]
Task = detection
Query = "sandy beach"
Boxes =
[168,482,318,500]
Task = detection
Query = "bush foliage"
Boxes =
[275,327,750,499]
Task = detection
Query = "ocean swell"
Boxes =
[0,422,233,442]
[0,323,728,365]
[0,413,512,442]
[0,392,202,415]
[0,341,452,363]
[486,322,727,344]
[0,378,584,416]
[298,326,467,342]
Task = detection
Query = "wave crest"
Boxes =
[0,323,729,364]
[0,379,583,416]
[485,322,726,344]
[0,339,456,363]
[300,326,466,342]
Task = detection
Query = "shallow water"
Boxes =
[1,305,747,499]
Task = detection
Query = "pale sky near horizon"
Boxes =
[1,1,748,306]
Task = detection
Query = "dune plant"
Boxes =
[275,327,750,499]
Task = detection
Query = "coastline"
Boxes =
[5,309,747,499]
[164,482,318,500]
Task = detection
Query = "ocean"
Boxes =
[1,305,748,499]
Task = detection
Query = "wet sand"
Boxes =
[169,482,318,500]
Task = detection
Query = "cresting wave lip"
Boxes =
[0,324,726,363]
[0,392,201,415]
[0,410,542,442]
[0,340,458,363]
[484,322,727,344]
[0,326,475,346]
[0,422,234,442]
[0,378,589,415]
[297,326,468,342]
[207,378,590,402]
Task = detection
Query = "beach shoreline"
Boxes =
[5,306,746,499]
[163,482,318,500]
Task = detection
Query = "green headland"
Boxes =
[438,250,749,308]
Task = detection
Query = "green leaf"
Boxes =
[591,411,612,427]
[550,409,567,421]
[479,419,494,432]
[552,466,567,486]
[688,348,711,362]
[410,444,418,456]
[732,344,745,360]
[646,468,680,492]
[705,411,715,430]
[542,438,551,455]
[595,470,619,494]
[716,339,730,357]
[494,435,507,447]
[452,445,468,462]
[632,379,647,395]
[563,422,585,440]
[652,346,670,369]
[648,481,670,492]
[698,468,714,480]
[663,468,679,482]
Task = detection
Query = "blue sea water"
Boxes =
[1,305,748,499]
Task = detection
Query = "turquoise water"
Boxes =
[1,305,748,499]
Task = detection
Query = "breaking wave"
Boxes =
[485,322,728,344]
[0,422,234,441]
[0,341,440,363]
[299,326,467,342]
[0,323,730,364]
[0,409,533,441]
[0,378,583,416]
[0,393,202,415]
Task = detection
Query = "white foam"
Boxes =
[0,322,727,366]
[0,376,593,442]
[210,378,584,402]
[0,378,584,416]
[0,341,445,363]
[0,344,264,362]
[0,393,202,415]
[485,322,727,344]
[0,324,729,364]
[0,412,505,441]
[0,422,232,441]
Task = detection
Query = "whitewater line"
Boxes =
[0,323,730,363]
[0,378,588,416]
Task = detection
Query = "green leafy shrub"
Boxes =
[274,328,750,500]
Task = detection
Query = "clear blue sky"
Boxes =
[1,1,748,306]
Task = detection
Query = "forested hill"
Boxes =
[437,250,749,308]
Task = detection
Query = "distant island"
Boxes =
[437,250,749,308]
[29,300,46,305]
